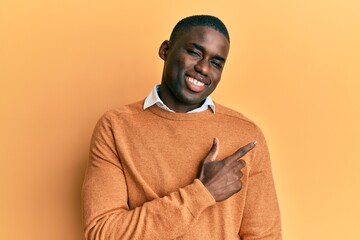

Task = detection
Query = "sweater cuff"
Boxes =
[181,179,216,218]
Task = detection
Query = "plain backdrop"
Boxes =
[1,0,359,239]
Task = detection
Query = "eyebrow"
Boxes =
[191,43,226,62]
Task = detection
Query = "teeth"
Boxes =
[188,77,205,86]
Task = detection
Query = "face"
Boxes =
[159,26,230,112]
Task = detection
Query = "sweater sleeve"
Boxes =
[82,113,216,240]
[239,128,282,239]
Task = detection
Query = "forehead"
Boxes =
[175,26,229,58]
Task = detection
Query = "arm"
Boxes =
[239,129,282,239]
[82,115,216,240]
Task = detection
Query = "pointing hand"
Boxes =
[199,138,256,202]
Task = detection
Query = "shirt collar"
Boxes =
[143,85,215,113]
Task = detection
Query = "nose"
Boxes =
[194,59,209,76]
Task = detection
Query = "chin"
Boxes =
[179,94,207,105]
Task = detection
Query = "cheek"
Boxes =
[210,72,222,85]
[175,54,189,69]
[168,58,189,80]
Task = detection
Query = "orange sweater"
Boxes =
[82,101,281,239]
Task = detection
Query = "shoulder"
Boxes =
[214,102,270,157]
[101,100,144,120]
[215,102,258,127]
[92,100,145,130]
[214,102,266,140]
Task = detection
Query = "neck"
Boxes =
[158,84,204,113]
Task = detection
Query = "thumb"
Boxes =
[204,138,219,163]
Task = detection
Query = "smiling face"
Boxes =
[158,26,230,113]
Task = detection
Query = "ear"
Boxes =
[159,40,171,60]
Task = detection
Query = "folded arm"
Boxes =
[239,129,282,239]
[82,115,216,240]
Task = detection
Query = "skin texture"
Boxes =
[158,26,256,202]
[159,26,229,113]
[199,138,256,202]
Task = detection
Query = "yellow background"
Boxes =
[1,0,359,239]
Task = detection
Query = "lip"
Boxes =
[185,73,210,85]
[184,75,208,93]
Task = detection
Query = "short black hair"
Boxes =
[169,15,230,44]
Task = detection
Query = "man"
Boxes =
[82,15,281,239]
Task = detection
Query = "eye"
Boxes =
[187,49,201,57]
[211,60,223,69]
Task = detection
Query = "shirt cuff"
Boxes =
[180,179,216,218]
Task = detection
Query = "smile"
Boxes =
[185,76,207,93]
[187,76,205,86]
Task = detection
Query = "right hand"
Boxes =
[199,138,257,202]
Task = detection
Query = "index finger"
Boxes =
[230,141,257,161]
[233,141,257,159]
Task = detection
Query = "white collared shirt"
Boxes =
[143,85,215,113]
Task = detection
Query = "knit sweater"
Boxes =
[82,100,281,240]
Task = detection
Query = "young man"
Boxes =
[82,15,281,239]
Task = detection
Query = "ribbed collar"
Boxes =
[143,85,215,114]
[147,104,215,121]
